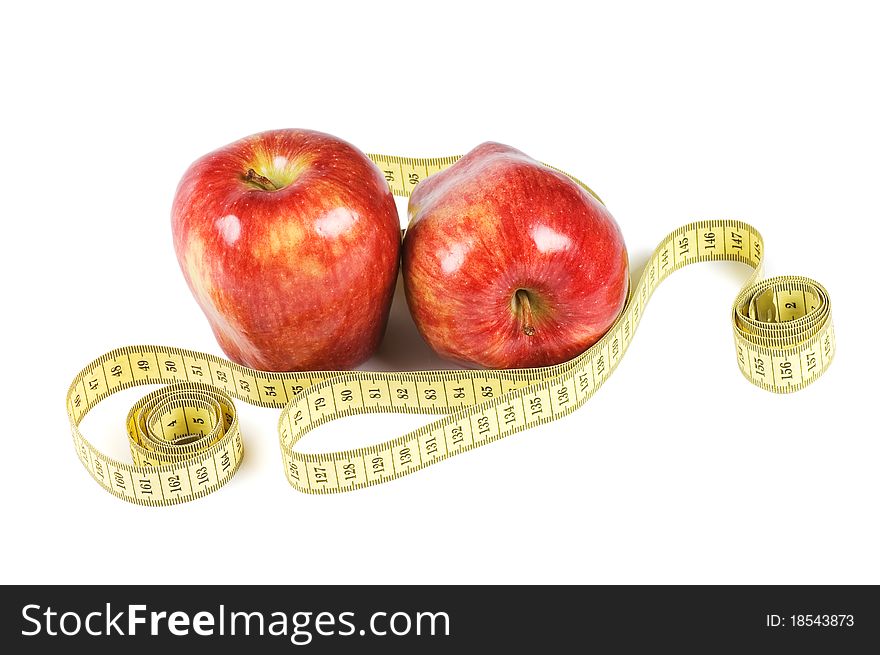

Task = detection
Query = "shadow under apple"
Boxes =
[362,273,459,373]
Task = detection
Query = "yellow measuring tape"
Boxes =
[65,154,835,505]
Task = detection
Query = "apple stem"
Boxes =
[515,289,536,336]
[244,168,280,191]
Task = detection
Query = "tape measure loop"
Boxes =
[731,274,833,393]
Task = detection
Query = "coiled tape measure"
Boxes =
[65,153,835,505]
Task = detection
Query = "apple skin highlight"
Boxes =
[402,142,629,369]
[172,129,400,371]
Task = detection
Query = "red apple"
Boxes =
[172,129,400,371]
[402,142,628,369]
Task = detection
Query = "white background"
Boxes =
[1,1,877,584]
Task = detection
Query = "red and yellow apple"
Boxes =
[402,142,628,369]
[172,129,400,371]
